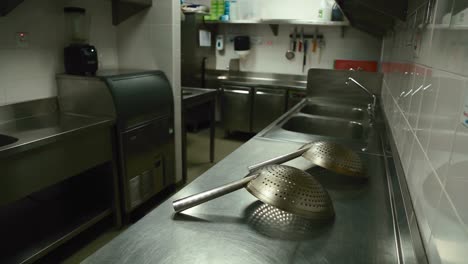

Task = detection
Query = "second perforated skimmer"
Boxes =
[248,141,365,178]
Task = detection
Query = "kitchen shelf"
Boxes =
[205,19,349,26]
[0,197,112,264]
[0,166,116,264]
[204,19,350,35]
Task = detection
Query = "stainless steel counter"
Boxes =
[83,131,400,263]
[0,112,113,158]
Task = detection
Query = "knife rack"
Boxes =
[289,34,324,40]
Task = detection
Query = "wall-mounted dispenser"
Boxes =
[234,36,250,59]
[216,35,224,51]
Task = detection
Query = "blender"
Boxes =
[63,7,98,76]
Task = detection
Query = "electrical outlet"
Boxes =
[16,32,29,48]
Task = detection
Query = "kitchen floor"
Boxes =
[185,125,252,183]
[63,124,250,263]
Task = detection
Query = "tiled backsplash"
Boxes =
[215,25,382,75]
[0,0,118,106]
[381,0,468,263]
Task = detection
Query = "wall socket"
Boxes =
[16,32,29,48]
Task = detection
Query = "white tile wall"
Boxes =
[0,0,118,105]
[382,0,468,263]
[214,25,382,74]
[117,0,183,182]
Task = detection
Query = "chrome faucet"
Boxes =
[345,77,377,122]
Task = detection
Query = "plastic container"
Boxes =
[317,0,332,22]
[230,0,238,20]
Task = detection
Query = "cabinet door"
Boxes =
[221,86,253,133]
[252,87,287,133]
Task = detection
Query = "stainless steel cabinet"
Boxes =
[221,85,253,134]
[252,87,287,132]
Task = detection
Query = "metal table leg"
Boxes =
[209,100,215,163]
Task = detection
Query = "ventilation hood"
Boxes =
[336,0,408,37]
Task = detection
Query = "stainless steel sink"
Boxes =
[300,103,365,120]
[0,134,18,147]
[282,115,365,140]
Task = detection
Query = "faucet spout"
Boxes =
[345,77,377,121]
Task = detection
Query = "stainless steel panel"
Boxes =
[300,102,366,120]
[56,75,117,119]
[0,127,113,207]
[252,87,286,133]
[83,139,399,264]
[0,113,113,158]
[282,115,366,141]
[181,14,216,88]
[306,69,383,101]
[0,97,57,125]
[121,117,174,212]
[258,99,381,155]
[221,85,253,133]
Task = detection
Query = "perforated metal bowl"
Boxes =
[301,141,365,178]
[247,165,334,220]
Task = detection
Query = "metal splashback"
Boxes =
[0,97,58,125]
[306,69,383,105]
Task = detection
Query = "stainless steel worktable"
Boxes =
[0,112,113,158]
[182,87,218,182]
[84,135,398,263]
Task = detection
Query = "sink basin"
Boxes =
[300,103,365,120]
[0,134,19,147]
[282,116,365,140]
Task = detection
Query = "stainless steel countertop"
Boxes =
[0,112,114,158]
[84,132,398,263]
[182,87,218,101]
[221,79,307,90]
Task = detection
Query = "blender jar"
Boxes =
[64,7,90,45]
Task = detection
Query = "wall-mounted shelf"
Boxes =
[0,0,24,16]
[204,19,350,36]
[112,0,152,26]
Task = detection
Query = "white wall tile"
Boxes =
[428,192,468,264]
[416,68,439,152]
[407,66,427,128]
[444,82,468,226]
[426,70,464,182]
[381,1,468,263]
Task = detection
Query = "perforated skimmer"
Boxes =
[173,165,334,220]
[248,141,365,178]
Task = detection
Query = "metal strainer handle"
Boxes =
[173,174,258,213]
[247,148,309,172]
